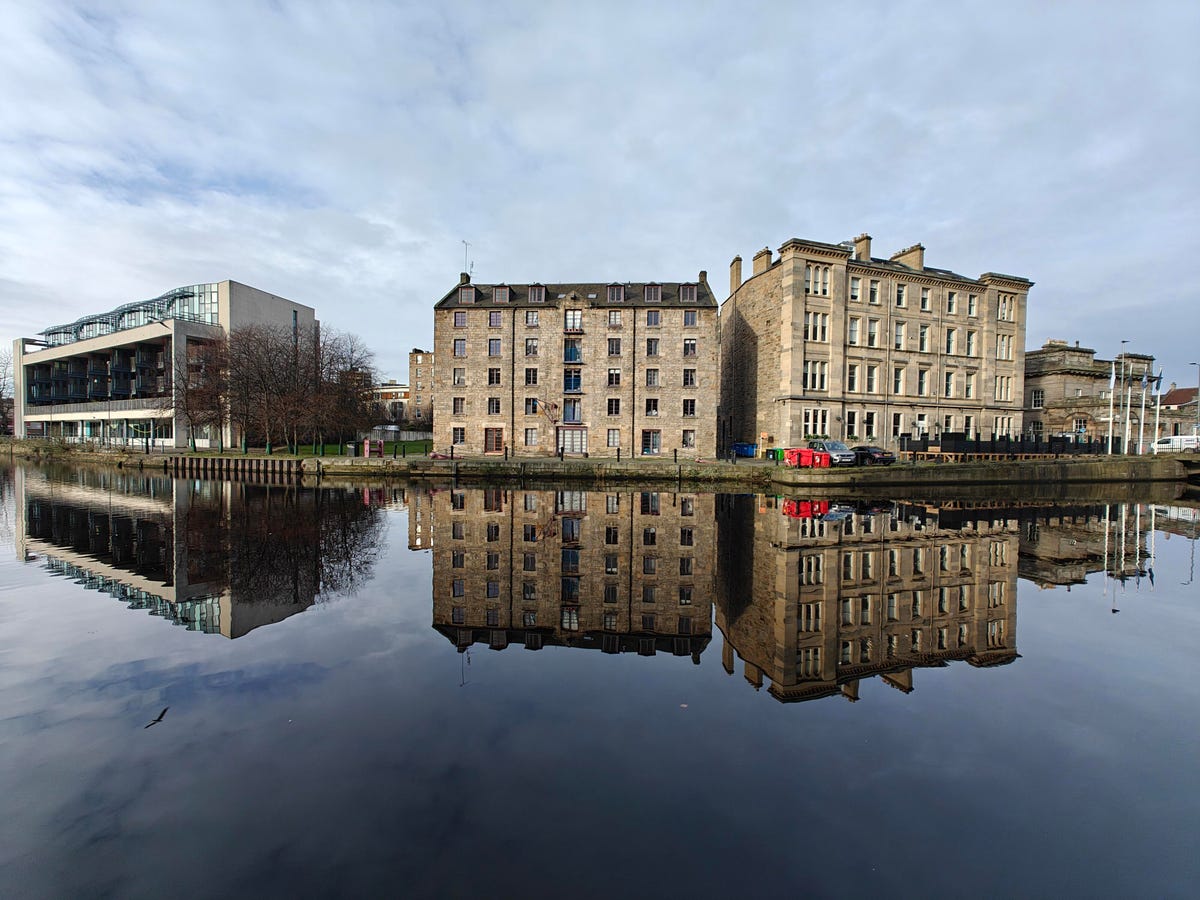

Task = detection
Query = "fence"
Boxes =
[900,433,1110,457]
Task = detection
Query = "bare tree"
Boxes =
[0,347,12,437]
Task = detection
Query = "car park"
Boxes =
[850,445,897,466]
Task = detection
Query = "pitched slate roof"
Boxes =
[434,279,718,309]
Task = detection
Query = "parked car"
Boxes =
[850,445,897,466]
[806,439,858,466]
[1151,435,1200,454]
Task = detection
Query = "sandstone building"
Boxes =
[432,274,718,457]
[429,487,713,659]
[719,235,1031,452]
[408,348,433,425]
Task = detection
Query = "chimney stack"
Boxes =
[751,247,772,276]
[853,233,872,261]
[890,243,925,270]
[729,256,742,294]
[459,272,470,285]
[698,270,708,285]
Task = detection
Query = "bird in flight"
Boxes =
[144,708,169,729]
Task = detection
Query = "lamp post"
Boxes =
[1192,362,1200,437]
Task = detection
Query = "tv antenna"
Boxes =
[461,240,474,277]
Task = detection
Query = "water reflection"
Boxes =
[13,466,389,638]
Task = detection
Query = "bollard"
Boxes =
[674,449,677,463]
[450,446,454,460]
[402,443,406,458]
[617,447,621,461]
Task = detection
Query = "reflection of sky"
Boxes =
[1,487,1198,897]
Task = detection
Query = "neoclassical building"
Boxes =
[719,234,1032,452]
[432,274,718,457]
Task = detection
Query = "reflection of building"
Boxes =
[407,487,433,551]
[715,495,1019,703]
[432,274,718,457]
[430,488,713,658]
[719,235,1031,451]
[13,467,376,638]
[12,281,317,449]
[1020,502,1155,588]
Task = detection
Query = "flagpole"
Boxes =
[1137,365,1148,455]
[1107,359,1116,454]
[1153,367,1163,449]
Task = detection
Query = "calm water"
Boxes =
[1,464,1197,898]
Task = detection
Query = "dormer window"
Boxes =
[529,285,545,303]
[459,286,475,304]
[644,284,661,303]
[494,286,509,303]
[679,284,696,303]
[607,284,624,303]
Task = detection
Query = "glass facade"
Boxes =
[40,284,220,346]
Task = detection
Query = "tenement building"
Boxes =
[408,348,433,425]
[12,281,316,449]
[432,274,718,457]
[429,487,714,659]
[719,235,1032,452]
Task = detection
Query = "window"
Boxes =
[643,527,657,546]
[866,365,878,393]
[945,328,956,355]
[453,367,466,385]
[917,369,929,396]
[850,277,861,301]
[892,412,903,437]
[562,399,582,423]
[683,339,697,357]
[487,397,501,415]
[453,397,465,415]
[645,398,659,416]
[525,367,538,386]
[607,398,620,416]
[896,284,906,307]
[965,372,975,399]
[640,492,660,514]
[641,430,661,455]
[804,312,828,342]
[646,309,660,327]
[529,285,545,303]
[525,309,539,326]
[608,368,621,387]
[968,294,978,316]
[488,338,501,356]
[563,368,581,392]
[682,429,695,448]
[847,364,859,392]
[524,397,538,415]
[608,309,622,327]
[605,525,619,544]
[607,284,624,303]
[646,338,659,356]
[869,280,880,304]
[683,309,697,327]
[803,360,828,391]
[484,428,503,452]
[920,287,930,311]
[864,411,876,438]
[488,367,501,385]
[453,339,466,357]
[894,321,905,350]
[454,311,467,327]
[452,521,464,539]
[525,338,538,357]
[867,319,879,347]
[682,399,696,417]
[944,372,955,398]
[608,338,621,356]
[645,284,661,303]
[848,317,860,345]
[604,553,618,575]
[452,427,465,444]
[486,552,500,570]
[947,291,957,314]
[524,427,538,446]
[562,308,582,332]
[563,338,582,362]
[604,585,618,604]
[966,331,977,356]
[645,369,659,387]
[680,284,697,303]
[489,310,502,328]
[996,334,1013,360]
[918,324,929,352]
[607,428,620,447]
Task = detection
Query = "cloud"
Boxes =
[1,0,1197,377]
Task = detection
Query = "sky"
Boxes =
[2,0,1197,384]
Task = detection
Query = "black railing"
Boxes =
[900,433,1109,456]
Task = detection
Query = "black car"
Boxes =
[850,445,897,466]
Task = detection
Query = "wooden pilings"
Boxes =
[165,456,302,482]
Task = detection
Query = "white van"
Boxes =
[1151,435,1200,453]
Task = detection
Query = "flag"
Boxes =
[1109,360,1116,391]
[1155,367,1164,391]
[1141,368,1148,389]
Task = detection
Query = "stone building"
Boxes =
[432,274,718,457]
[715,494,1020,704]
[1022,339,1189,450]
[429,486,713,659]
[408,348,433,426]
[371,380,409,422]
[719,235,1032,452]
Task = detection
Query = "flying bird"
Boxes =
[144,707,169,729]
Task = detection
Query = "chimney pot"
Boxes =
[459,272,470,285]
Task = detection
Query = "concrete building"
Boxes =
[1023,339,1191,450]
[12,281,316,449]
[432,274,718,457]
[429,486,713,659]
[408,348,433,425]
[719,235,1032,452]
[371,380,410,422]
[715,494,1020,704]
